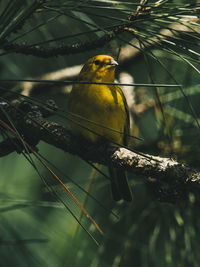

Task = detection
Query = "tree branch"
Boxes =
[2,3,199,59]
[0,99,199,203]
[2,7,150,58]
[17,14,200,97]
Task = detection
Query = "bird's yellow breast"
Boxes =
[68,83,127,144]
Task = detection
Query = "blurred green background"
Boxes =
[0,0,200,266]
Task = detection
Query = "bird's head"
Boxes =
[78,55,118,82]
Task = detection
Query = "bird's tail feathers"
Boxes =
[108,164,132,202]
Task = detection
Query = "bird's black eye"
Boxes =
[94,60,100,65]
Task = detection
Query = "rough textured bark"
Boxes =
[0,99,199,203]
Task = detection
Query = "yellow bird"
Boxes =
[68,55,132,201]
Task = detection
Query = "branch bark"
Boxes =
[18,15,200,97]
[1,4,151,58]
[0,99,199,203]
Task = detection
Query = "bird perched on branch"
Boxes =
[68,55,132,201]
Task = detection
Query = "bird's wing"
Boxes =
[116,85,130,146]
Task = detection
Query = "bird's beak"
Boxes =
[109,59,118,66]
